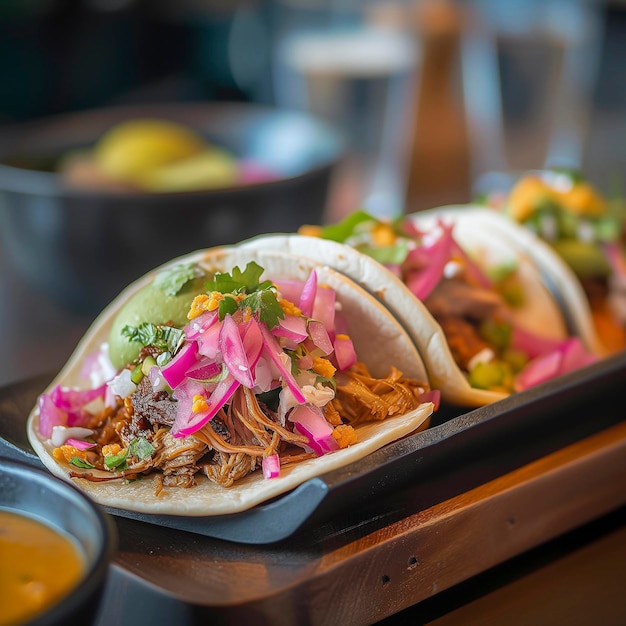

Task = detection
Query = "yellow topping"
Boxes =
[188,292,244,319]
[102,443,122,457]
[507,175,552,222]
[560,182,606,217]
[311,357,336,379]
[279,298,302,316]
[53,445,87,463]
[371,221,396,247]
[297,224,323,237]
[332,424,358,449]
[508,174,607,221]
[192,394,209,413]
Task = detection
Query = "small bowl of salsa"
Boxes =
[0,457,116,626]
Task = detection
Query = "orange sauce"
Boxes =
[0,509,85,626]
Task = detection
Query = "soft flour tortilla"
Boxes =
[240,207,586,406]
[27,247,433,516]
[430,206,606,357]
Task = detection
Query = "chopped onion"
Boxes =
[107,370,137,400]
[161,341,199,389]
[196,321,223,359]
[298,270,318,317]
[272,279,303,305]
[289,405,338,455]
[185,358,223,383]
[50,426,95,447]
[418,389,441,411]
[184,310,218,341]
[404,222,454,301]
[220,314,255,387]
[311,284,336,333]
[262,454,281,479]
[274,314,308,346]
[172,374,240,437]
[515,337,598,391]
[333,334,357,371]
[38,394,67,438]
[260,324,306,403]
[308,320,333,355]
[242,317,264,372]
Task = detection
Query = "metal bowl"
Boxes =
[0,456,116,625]
[0,102,343,313]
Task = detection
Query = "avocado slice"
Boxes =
[108,275,207,369]
[550,239,611,279]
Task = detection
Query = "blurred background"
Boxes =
[1,0,625,385]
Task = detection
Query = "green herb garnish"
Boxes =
[207,262,285,329]
[69,456,94,469]
[122,323,185,355]
[104,437,155,471]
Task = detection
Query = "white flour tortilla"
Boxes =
[240,207,587,406]
[27,247,433,516]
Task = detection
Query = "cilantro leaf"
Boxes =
[122,323,184,355]
[206,261,268,294]
[69,457,94,469]
[104,437,154,471]
[319,210,376,242]
[129,437,155,460]
[153,263,200,296]
[104,450,128,471]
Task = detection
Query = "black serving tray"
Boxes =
[2,350,625,544]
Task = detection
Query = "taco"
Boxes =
[27,247,435,516]
[493,169,626,354]
[241,207,599,406]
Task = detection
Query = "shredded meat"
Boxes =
[131,377,177,427]
[331,363,427,425]
[67,361,431,492]
[424,278,504,322]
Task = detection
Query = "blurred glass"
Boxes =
[460,0,604,192]
[270,0,421,220]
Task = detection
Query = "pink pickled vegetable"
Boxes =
[511,326,563,359]
[242,317,264,369]
[38,394,67,437]
[311,285,336,332]
[450,240,492,289]
[260,324,306,403]
[274,314,308,347]
[66,437,96,450]
[184,310,218,341]
[196,320,223,358]
[272,279,303,304]
[404,222,454,300]
[419,389,441,411]
[333,334,357,371]
[298,270,317,317]
[171,374,240,437]
[515,337,598,391]
[308,320,333,355]
[161,341,199,389]
[220,314,255,387]
[289,405,338,455]
[185,358,223,383]
[262,454,281,479]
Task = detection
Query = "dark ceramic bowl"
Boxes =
[0,102,344,313]
[0,456,116,626]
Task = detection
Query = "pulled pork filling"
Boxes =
[62,363,428,493]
